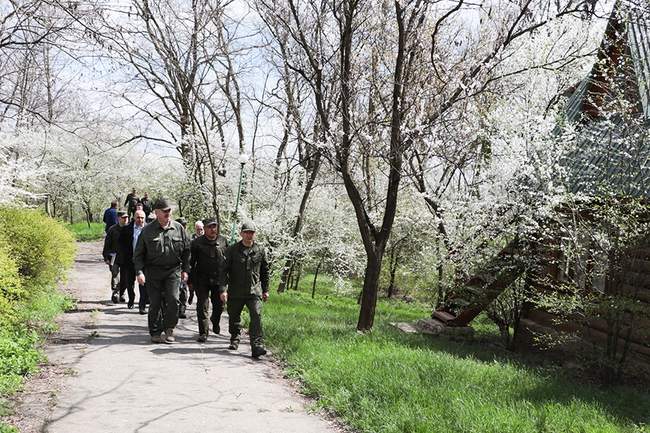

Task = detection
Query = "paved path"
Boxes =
[38,242,339,433]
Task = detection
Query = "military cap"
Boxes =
[202,217,218,227]
[152,197,172,210]
[240,220,256,232]
[117,210,128,217]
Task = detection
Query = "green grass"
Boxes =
[0,288,74,430]
[264,290,650,433]
[65,222,104,241]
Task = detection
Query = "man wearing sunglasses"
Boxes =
[134,197,191,344]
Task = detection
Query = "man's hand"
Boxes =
[220,292,228,304]
[262,292,269,302]
[181,271,188,282]
[136,274,146,285]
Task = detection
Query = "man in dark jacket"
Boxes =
[189,217,228,342]
[140,192,152,217]
[134,198,190,344]
[102,201,119,233]
[117,210,148,310]
[218,220,270,358]
[103,210,128,303]
[125,189,139,218]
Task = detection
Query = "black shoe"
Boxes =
[197,334,207,343]
[127,301,134,309]
[119,295,126,303]
[178,311,187,319]
[212,324,220,335]
[138,307,146,315]
[251,346,267,358]
[228,341,239,350]
[111,291,119,304]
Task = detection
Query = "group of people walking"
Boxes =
[102,192,270,358]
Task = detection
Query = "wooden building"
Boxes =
[433,2,650,368]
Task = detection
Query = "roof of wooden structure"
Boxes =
[563,1,650,197]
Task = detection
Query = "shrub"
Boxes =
[0,240,23,328]
[0,206,76,412]
[0,207,75,286]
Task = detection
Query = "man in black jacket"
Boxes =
[117,210,147,310]
[188,217,228,342]
[103,210,128,303]
[125,188,139,219]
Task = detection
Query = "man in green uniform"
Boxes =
[189,217,228,342]
[103,210,128,303]
[218,220,270,358]
[134,198,190,344]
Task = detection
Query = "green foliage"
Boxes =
[65,222,104,241]
[0,422,18,433]
[0,207,75,285]
[266,291,650,433]
[0,241,23,328]
[0,207,76,418]
[533,195,650,381]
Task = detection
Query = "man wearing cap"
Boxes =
[103,210,129,303]
[218,220,270,357]
[189,217,228,342]
[134,198,191,344]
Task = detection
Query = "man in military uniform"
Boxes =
[218,220,269,358]
[125,188,139,219]
[134,198,190,344]
[103,210,128,303]
[189,217,228,342]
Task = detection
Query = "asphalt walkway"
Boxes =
[40,242,339,433]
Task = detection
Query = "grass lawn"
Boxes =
[65,222,104,241]
[0,290,74,433]
[264,283,650,433]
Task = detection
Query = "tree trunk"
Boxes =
[292,263,302,291]
[277,153,322,293]
[277,258,292,293]
[312,260,322,299]
[388,254,398,299]
[357,252,382,331]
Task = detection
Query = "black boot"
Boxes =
[251,346,267,358]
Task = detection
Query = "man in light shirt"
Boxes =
[193,220,204,240]
[118,210,148,312]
